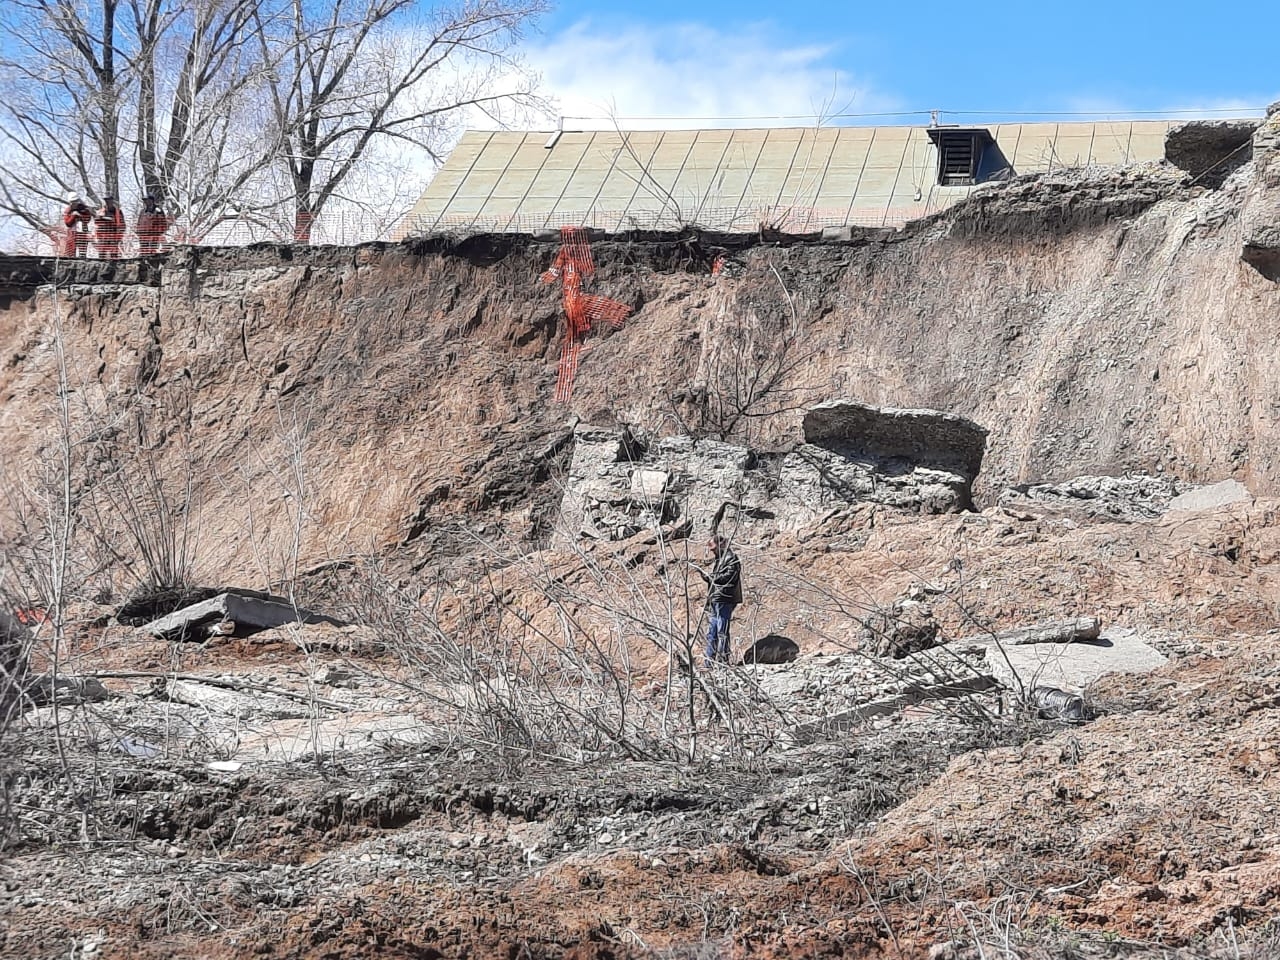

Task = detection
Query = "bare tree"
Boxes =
[252,0,548,241]
[130,0,279,233]
[1,0,547,246]
[0,0,275,240]
[0,0,127,231]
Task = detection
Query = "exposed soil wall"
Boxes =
[1,146,1278,585]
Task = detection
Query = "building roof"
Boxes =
[402,120,1180,236]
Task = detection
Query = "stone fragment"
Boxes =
[1167,478,1252,513]
[981,617,1102,646]
[741,634,800,665]
[860,600,940,659]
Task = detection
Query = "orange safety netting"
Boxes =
[539,227,633,403]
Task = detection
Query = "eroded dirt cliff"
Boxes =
[3,114,1280,960]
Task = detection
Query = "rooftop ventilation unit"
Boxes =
[927,127,995,186]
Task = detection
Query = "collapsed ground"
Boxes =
[6,497,1280,958]
[5,115,1280,958]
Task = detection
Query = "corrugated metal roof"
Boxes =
[402,121,1179,235]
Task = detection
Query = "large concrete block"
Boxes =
[980,627,1167,694]
[144,591,344,641]
[801,399,989,486]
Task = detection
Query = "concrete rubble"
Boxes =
[557,400,990,543]
[999,474,1185,522]
[143,589,345,641]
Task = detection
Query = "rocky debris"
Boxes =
[231,621,384,654]
[999,474,1185,522]
[0,254,162,296]
[755,645,994,730]
[943,163,1187,239]
[859,599,941,658]
[1168,477,1252,512]
[777,445,974,517]
[143,590,345,641]
[1165,119,1259,187]
[555,427,746,543]
[741,634,800,665]
[163,679,310,721]
[558,402,989,544]
[787,671,1000,744]
[780,400,988,517]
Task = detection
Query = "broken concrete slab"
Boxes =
[143,590,344,641]
[980,627,1167,694]
[801,399,988,486]
[999,474,1184,522]
[1167,478,1252,513]
[786,673,999,744]
[165,679,310,721]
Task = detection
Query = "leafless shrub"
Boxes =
[332,521,793,766]
[79,419,202,595]
[671,259,818,447]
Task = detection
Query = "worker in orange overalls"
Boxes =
[135,194,172,254]
[61,195,92,258]
[94,196,125,259]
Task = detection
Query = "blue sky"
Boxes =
[525,1,1280,128]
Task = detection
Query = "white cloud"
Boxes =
[520,19,899,131]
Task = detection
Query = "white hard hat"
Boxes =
[65,193,80,203]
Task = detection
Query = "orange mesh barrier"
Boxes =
[540,227,633,402]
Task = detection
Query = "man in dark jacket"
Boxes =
[694,534,742,665]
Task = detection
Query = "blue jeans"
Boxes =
[705,602,737,664]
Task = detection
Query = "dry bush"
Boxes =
[331,527,793,765]
[671,259,817,447]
